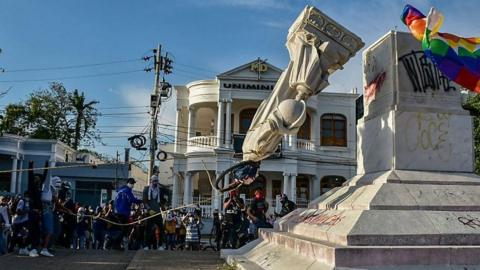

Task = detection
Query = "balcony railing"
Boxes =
[233,134,282,157]
[187,135,217,152]
[185,134,317,154]
[297,139,316,152]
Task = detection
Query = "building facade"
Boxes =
[0,134,147,206]
[171,60,358,216]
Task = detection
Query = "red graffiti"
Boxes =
[364,71,386,103]
[296,211,343,226]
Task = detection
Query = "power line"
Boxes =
[96,105,149,110]
[175,62,219,75]
[0,69,145,83]
[3,58,143,73]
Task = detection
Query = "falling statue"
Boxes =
[214,6,364,192]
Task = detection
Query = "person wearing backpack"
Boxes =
[114,178,142,250]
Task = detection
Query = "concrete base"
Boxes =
[226,170,480,269]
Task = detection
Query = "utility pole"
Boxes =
[148,44,162,183]
[147,44,173,184]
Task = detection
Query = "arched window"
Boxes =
[297,113,311,140]
[239,108,257,134]
[321,114,347,146]
[320,175,346,195]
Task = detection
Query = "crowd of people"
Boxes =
[212,187,296,250]
[0,161,297,257]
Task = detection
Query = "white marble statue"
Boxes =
[215,6,364,191]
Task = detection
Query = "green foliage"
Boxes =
[463,94,480,174]
[0,82,100,149]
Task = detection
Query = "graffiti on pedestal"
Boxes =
[294,209,344,226]
[404,112,452,161]
[398,50,456,93]
[458,215,480,229]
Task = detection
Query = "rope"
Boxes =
[201,160,244,193]
[68,191,224,227]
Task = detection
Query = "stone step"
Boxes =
[277,208,480,246]
[257,229,480,268]
[311,181,480,212]
[258,229,337,266]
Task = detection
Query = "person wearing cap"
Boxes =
[222,190,244,248]
[142,175,165,250]
[114,177,142,250]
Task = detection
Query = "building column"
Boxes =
[217,101,225,147]
[312,175,321,199]
[17,158,23,193]
[289,135,297,150]
[212,171,222,211]
[313,112,320,148]
[282,172,290,197]
[10,157,18,193]
[172,172,179,207]
[290,174,297,202]
[184,172,193,205]
[223,173,230,202]
[282,135,289,151]
[174,108,181,153]
[225,100,232,149]
[187,106,196,140]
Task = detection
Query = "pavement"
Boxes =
[0,249,228,270]
[128,250,227,270]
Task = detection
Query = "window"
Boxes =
[321,114,347,146]
[297,114,311,140]
[239,108,257,134]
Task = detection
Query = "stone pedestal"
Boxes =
[224,31,480,269]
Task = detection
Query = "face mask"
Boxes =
[189,217,194,223]
[127,183,134,189]
[152,182,158,188]
[255,192,264,200]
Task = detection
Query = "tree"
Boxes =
[25,82,73,142]
[70,89,99,150]
[0,82,100,149]
[463,93,480,174]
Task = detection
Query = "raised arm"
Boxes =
[41,160,49,185]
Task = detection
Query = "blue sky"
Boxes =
[0,0,478,161]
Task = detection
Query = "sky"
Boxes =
[0,0,478,162]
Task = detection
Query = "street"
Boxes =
[0,249,227,270]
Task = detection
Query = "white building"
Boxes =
[0,134,147,205]
[171,60,358,216]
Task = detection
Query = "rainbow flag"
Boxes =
[401,5,480,93]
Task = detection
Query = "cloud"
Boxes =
[119,84,177,139]
[262,20,290,29]
[188,0,292,10]
[117,84,150,136]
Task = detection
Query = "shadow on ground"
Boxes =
[0,249,228,270]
